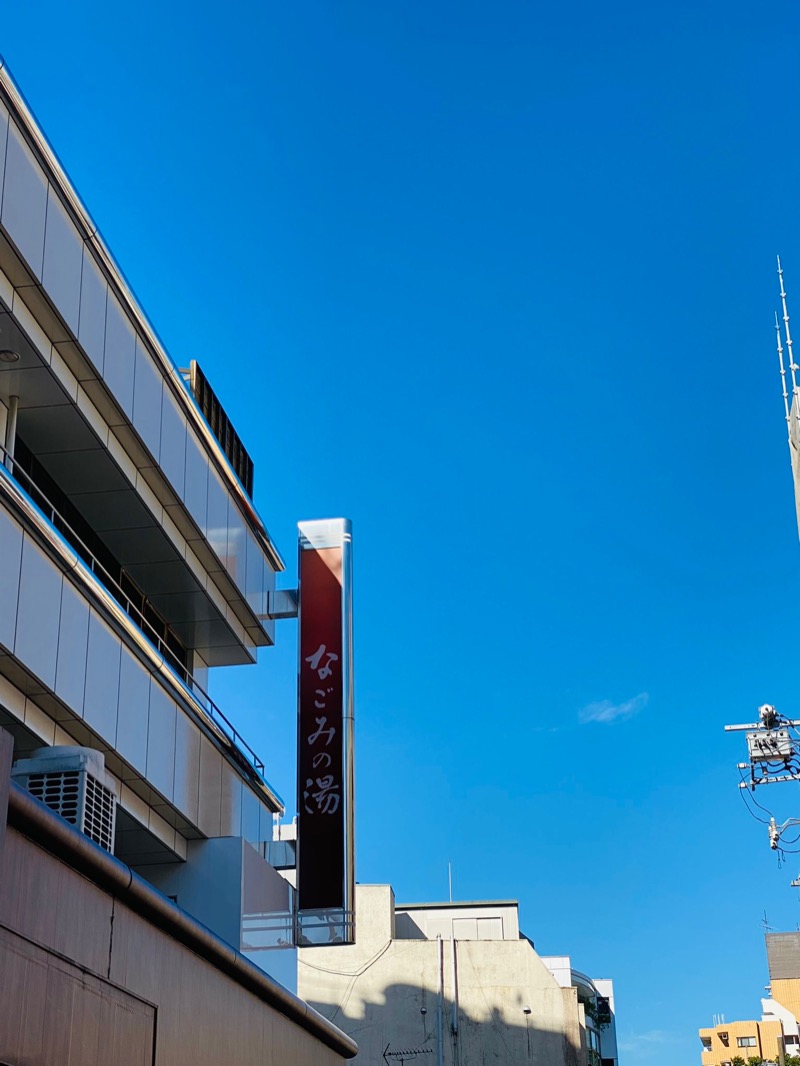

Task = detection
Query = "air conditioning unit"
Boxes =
[11,746,117,853]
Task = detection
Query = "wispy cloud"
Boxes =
[579,692,648,725]
[618,1029,675,1054]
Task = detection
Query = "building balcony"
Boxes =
[0,63,284,665]
[0,447,282,865]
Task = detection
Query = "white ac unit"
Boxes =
[11,746,117,853]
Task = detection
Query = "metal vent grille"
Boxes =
[26,770,81,825]
[186,360,255,497]
[12,747,117,854]
[84,773,115,852]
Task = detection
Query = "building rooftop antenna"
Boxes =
[777,310,791,429]
[778,256,799,405]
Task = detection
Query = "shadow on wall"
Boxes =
[302,979,583,1066]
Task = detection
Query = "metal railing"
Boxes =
[0,442,269,779]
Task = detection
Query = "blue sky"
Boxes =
[5,2,800,1062]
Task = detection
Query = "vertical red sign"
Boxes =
[298,545,345,911]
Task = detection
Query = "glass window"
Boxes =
[737,1036,757,1047]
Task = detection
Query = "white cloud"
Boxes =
[618,1029,675,1054]
[579,691,649,725]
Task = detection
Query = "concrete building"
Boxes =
[0,57,355,1064]
[298,884,612,1066]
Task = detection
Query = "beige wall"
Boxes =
[773,979,800,1022]
[299,885,583,1066]
[699,1019,785,1065]
[0,826,349,1066]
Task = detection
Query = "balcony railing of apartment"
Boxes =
[0,440,272,784]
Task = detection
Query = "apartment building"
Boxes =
[695,932,800,1065]
[0,57,355,1064]
[699,1019,785,1065]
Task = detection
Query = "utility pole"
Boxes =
[726,704,800,885]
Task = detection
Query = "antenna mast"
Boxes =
[778,256,799,403]
[777,311,791,428]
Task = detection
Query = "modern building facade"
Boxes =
[298,884,613,1066]
[542,955,618,1066]
[0,57,355,1064]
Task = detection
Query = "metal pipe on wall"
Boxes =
[451,938,458,1035]
[437,934,444,1066]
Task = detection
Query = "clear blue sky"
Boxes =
[5,2,800,1062]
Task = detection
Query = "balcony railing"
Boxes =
[0,442,277,794]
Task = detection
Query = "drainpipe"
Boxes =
[451,938,459,1036]
[4,394,18,471]
[437,935,444,1066]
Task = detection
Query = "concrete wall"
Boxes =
[143,835,298,992]
[299,885,583,1066]
[395,900,520,941]
[0,824,349,1066]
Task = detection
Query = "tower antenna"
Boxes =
[778,256,799,402]
[777,310,791,428]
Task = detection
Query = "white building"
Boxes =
[542,956,619,1066]
[299,884,615,1066]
